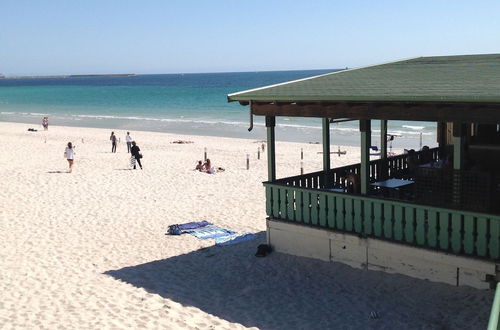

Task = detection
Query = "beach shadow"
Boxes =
[114,168,133,171]
[104,231,492,329]
[47,170,67,174]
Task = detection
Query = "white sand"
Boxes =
[0,121,493,329]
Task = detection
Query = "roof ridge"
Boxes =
[227,56,422,101]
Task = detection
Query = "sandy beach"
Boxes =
[0,121,493,329]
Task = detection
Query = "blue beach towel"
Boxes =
[187,225,236,240]
[215,233,257,246]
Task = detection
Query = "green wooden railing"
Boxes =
[264,182,500,260]
[488,284,500,330]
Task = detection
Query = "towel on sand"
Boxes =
[167,221,211,235]
[187,225,235,240]
[215,233,257,246]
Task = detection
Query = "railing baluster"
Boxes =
[476,216,488,257]
[310,192,319,225]
[373,202,383,237]
[318,192,328,227]
[364,200,373,235]
[438,211,450,250]
[296,189,303,223]
[383,203,393,239]
[427,210,438,247]
[489,218,500,259]
[394,205,404,241]
[303,191,311,224]
[404,206,415,243]
[345,197,353,231]
[451,213,463,253]
[416,208,426,246]
[354,199,363,233]
[327,194,336,228]
[463,215,475,255]
[287,188,295,222]
[273,187,281,218]
[336,196,345,230]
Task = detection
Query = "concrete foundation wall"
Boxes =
[268,219,498,290]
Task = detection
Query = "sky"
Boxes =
[1,0,500,76]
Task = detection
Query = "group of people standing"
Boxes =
[64,131,143,173]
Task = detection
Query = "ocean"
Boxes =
[0,70,436,149]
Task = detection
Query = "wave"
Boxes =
[0,111,435,137]
[402,125,425,130]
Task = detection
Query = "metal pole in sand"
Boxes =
[204,147,207,161]
[301,161,304,175]
[246,154,250,170]
[262,143,265,152]
[257,147,260,160]
[301,148,304,160]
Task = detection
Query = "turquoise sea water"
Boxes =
[0,70,436,148]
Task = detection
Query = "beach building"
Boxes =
[228,54,500,324]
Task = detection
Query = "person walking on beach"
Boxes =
[130,141,142,169]
[64,142,75,173]
[42,117,49,130]
[110,131,117,153]
[125,132,133,153]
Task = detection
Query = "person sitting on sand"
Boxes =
[203,159,214,174]
[195,160,203,171]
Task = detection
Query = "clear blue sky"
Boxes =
[1,0,499,76]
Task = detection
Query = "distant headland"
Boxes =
[0,73,137,79]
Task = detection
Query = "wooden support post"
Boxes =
[452,122,465,205]
[266,116,276,181]
[453,122,464,170]
[380,120,387,159]
[360,120,371,195]
[322,118,331,171]
[322,118,331,188]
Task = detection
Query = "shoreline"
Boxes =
[0,114,438,149]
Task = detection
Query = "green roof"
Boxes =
[228,54,500,103]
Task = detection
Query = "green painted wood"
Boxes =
[393,205,404,241]
[303,191,311,224]
[477,217,488,257]
[404,207,415,243]
[272,188,280,218]
[439,211,450,250]
[427,210,438,247]
[383,203,393,239]
[360,120,371,195]
[280,188,288,220]
[344,197,354,231]
[318,192,328,227]
[265,186,272,217]
[296,190,303,223]
[380,120,388,159]
[463,215,475,255]
[451,213,462,253]
[327,194,336,228]
[416,209,426,246]
[310,192,319,225]
[286,188,295,222]
[354,199,363,233]
[322,118,331,172]
[364,201,373,235]
[373,201,383,237]
[336,195,345,230]
[266,124,276,181]
[489,218,500,259]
